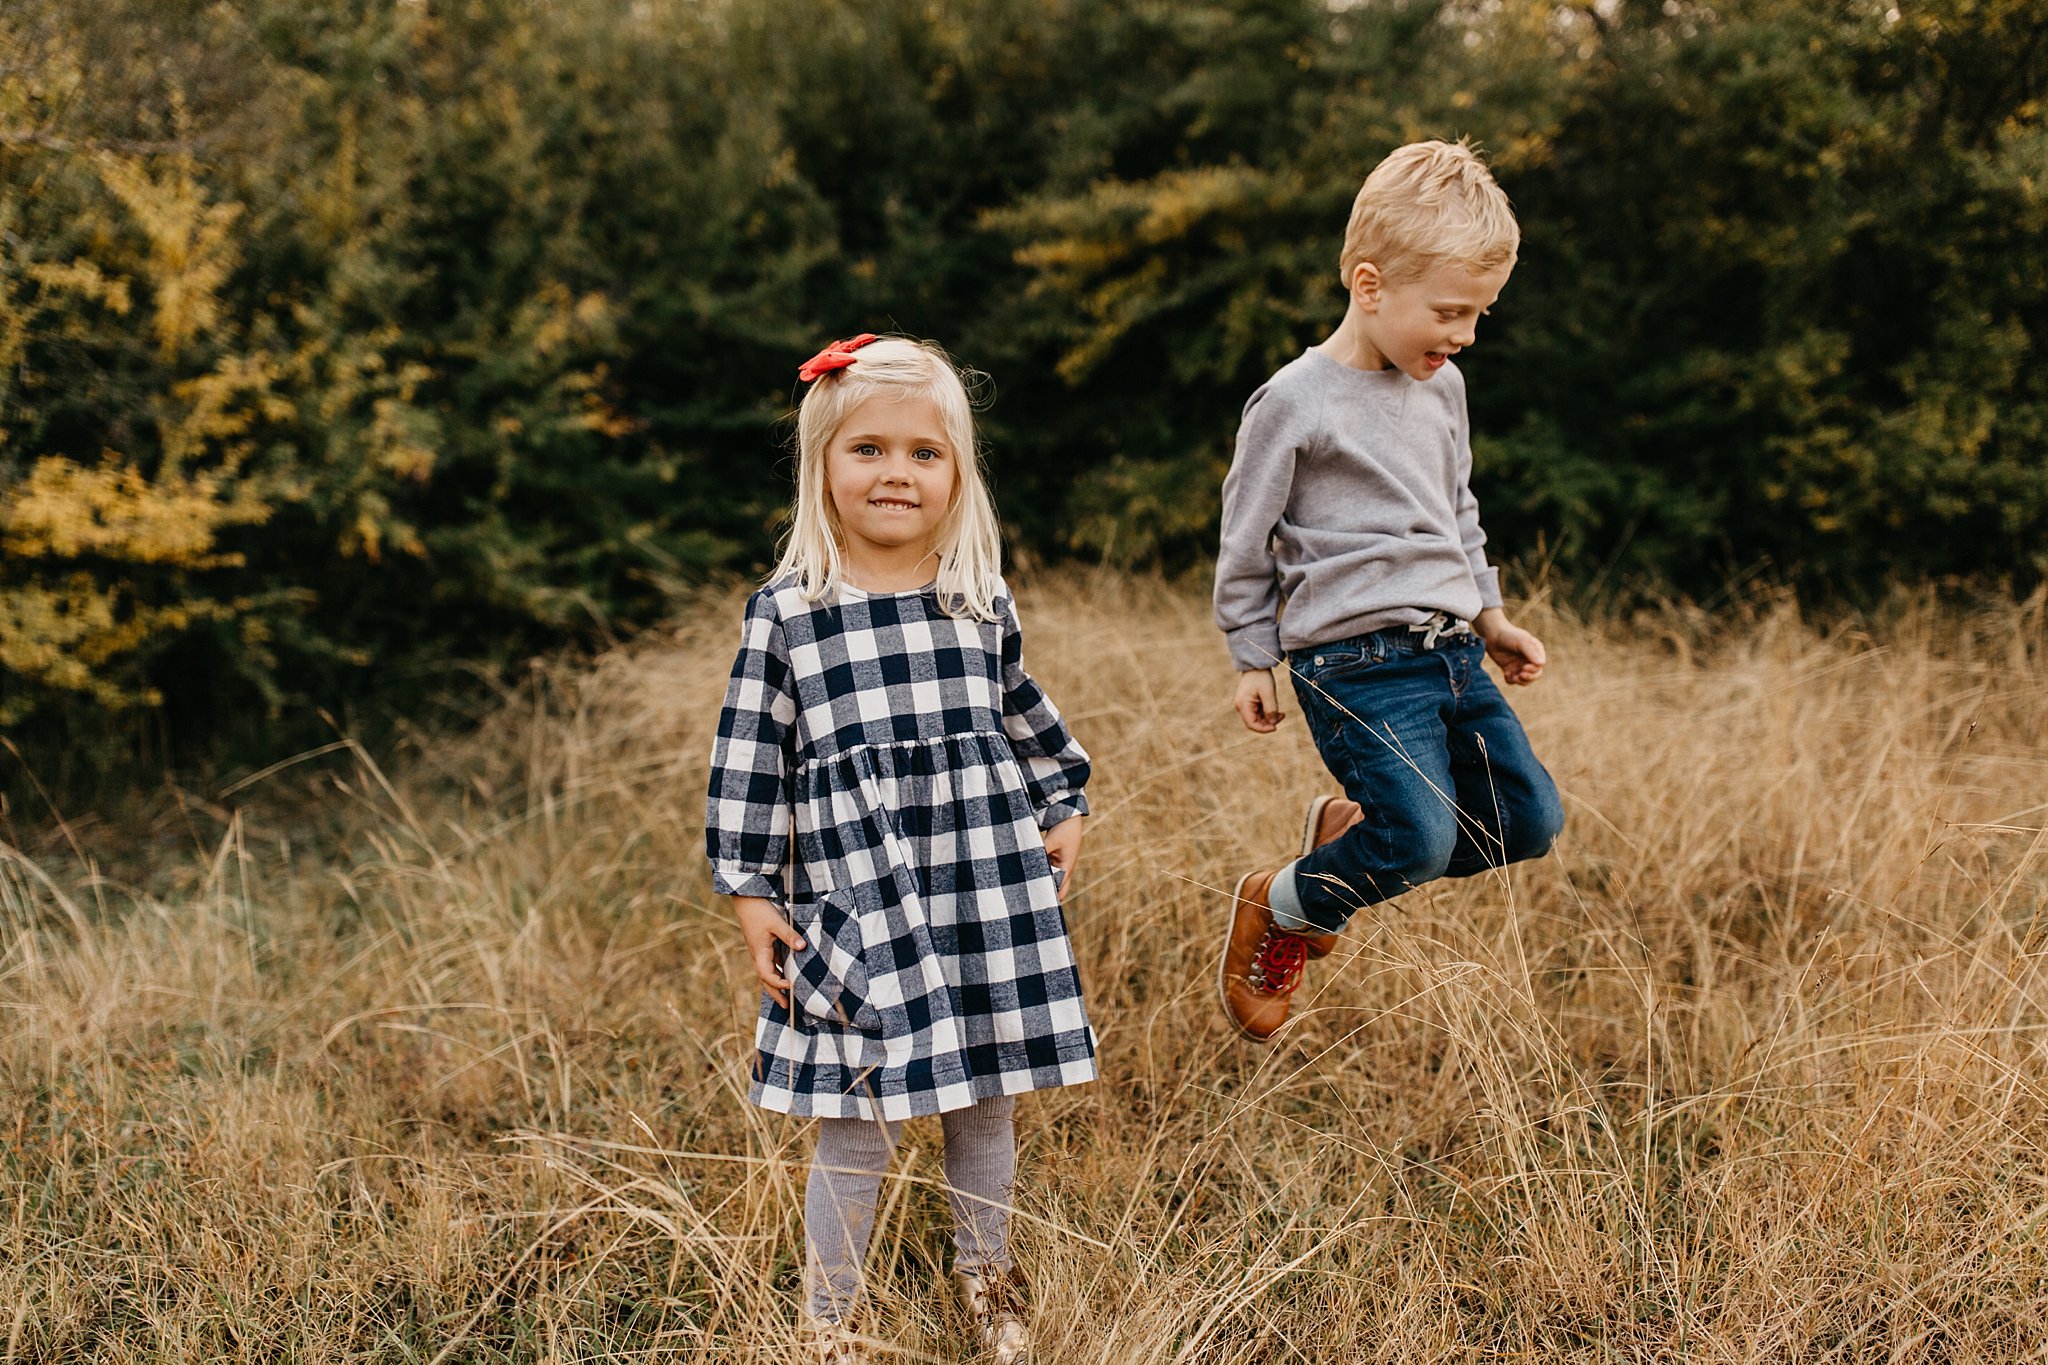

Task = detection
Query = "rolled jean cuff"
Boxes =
[1268,860,1314,932]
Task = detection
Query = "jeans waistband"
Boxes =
[1304,613,1477,660]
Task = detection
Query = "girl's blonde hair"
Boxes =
[771,336,1003,620]
[1339,138,1520,287]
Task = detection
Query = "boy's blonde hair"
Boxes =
[1338,139,1519,287]
[773,336,1003,620]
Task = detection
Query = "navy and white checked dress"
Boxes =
[706,577,1098,1120]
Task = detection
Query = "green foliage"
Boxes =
[1477,0,2048,591]
[992,0,2048,585]
[979,0,1575,563]
[2,0,2044,767]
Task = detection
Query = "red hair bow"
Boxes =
[797,333,880,383]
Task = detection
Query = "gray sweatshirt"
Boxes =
[1214,348,1503,672]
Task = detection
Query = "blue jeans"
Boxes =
[1281,628,1564,934]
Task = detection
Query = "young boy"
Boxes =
[1213,139,1564,1042]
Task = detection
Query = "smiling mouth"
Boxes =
[870,498,919,509]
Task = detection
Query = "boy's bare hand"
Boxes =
[1234,668,1287,732]
[1041,815,1085,901]
[732,895,805,1009]
[1475,609,1546,685]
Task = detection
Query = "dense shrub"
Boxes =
[2,0,2042,763]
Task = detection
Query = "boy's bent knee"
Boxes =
[1389,817,1458,888]
[1505,793,1564,865]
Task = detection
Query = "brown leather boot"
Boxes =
[1301,793,1364,856]
[1217,870,1339,1042]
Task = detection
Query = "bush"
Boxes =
[3,0,2043,768]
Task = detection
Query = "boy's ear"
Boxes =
[1348,261,1384,311]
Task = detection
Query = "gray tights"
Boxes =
[803,1094,1016,1321]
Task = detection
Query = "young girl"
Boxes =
[705,335,1095,1364]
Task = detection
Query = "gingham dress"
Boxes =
[705,577,1098,1120]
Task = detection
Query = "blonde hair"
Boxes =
[771,336,1003,620]
[1338,139,1520,287]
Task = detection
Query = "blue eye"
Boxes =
[855,443,880,457]
[914,447,941,462]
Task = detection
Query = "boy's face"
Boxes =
[1357,260,1512,381]
[824,393,959,567]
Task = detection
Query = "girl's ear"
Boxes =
[1349,261,1384,311]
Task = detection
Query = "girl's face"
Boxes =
[824,392,959,575]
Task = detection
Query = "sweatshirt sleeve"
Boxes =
[705,589,797,902]
[1213,381,1307,671]
[998,593,1091,829]
[1450,374,1503,611]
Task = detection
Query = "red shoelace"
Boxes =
[1249,930,1308,995]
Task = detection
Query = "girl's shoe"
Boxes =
[799,1310,868,1364]
[954,1264,1032,1364]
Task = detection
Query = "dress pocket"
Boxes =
[786,892,882,1033]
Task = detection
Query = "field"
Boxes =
[5,578,2047,1362]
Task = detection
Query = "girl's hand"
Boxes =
[1474,609,1546,685]
[1234,668,1286,732]
[731,895,805,1009]
[1042,816,1085,902]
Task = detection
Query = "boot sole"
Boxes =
[1291,799,1347,961]
[1217,870,1279,1043]
[1301,794,1335,857]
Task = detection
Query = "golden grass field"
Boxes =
[5,577,2047,1362]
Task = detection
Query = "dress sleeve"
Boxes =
[997,594,1091,830]
[705,590,798,902]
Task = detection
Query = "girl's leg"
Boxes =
[805,1115,903,1322]
[939,1094,1017,1270]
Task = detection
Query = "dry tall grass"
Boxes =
[4,577,2047,1362]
